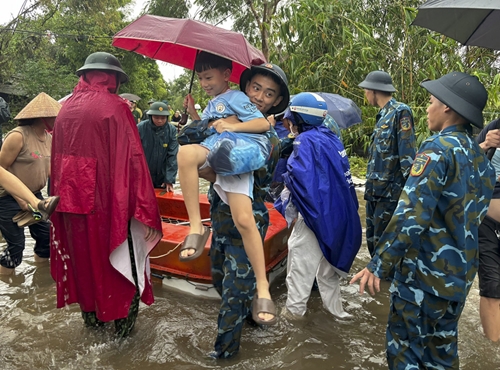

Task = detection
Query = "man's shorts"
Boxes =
[478,215,500,299]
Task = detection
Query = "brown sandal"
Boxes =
[37,196,60,217]
[252,295,278,326]
[179,226,211,262]
[16,211,42,228]
[12,210,30,223]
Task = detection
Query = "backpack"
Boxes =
[0,97,11,124]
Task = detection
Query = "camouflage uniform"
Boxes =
[365,98,416,257]
[208,128,280,359]
[367,124,495,369]
[323,114,342,141]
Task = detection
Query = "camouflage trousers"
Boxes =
[386,292,463,369]
[210,239,256,359]
[81,225,140,338]
[366,198,399,257]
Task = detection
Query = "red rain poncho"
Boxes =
[50,71,162,321]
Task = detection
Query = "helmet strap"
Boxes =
[292,112,306,133]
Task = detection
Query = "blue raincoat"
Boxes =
[279,125,362,273]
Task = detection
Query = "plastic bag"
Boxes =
[207,132,271,176]
[274,187,297,227]
[177,119,216,145]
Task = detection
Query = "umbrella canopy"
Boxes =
[112,15,266,84]
[119,93,141,102]
[412,0,500,50]
[289,93,362,129]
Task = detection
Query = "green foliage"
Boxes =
[2,0,499,154]
[0,0,168,121]
[142,0,190,18]
[276,0,500,154]
[348,155,368,179]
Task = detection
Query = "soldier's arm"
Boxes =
[165,125,179,185]
[397,108,417,178]
[367,146,445,279]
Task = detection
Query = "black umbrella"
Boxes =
[119,93,141,102]
[314,93,362,129]
[412,0,500,50]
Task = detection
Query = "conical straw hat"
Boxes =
[14,92,62,120]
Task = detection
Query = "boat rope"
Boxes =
[149,241,182,259]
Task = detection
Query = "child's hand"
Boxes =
[183,94,200,120]
[212,116,240,133]
[212,120,234,133]
[183,94,195,111]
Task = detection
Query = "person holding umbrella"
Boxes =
[358,70,416,257]
[351,71,496,369]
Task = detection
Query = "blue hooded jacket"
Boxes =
[280,125,362,273]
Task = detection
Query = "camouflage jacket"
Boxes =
[367,124,495,303]
[365,98,416,201]
[208,128,280,245]
[323,114,342,142]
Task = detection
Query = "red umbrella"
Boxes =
[112,15,266,84]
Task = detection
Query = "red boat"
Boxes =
[150,189,290,298]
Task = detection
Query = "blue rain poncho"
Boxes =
[279,125,362,273]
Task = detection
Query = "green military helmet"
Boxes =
[147,102,171,116]
[358,70,396,93]
[421,71,487,128]
[76,52,129,84]
[239,63,290,115]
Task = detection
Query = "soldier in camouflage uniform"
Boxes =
[351,71,496,369]
[358,71,416,257]
[199,63,289,358]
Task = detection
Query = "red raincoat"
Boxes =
[50,71,162,322]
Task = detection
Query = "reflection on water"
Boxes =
[1,188,500,370]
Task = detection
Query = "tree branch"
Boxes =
[245,0,262,29]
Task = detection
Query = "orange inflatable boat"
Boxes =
[150,189,290,298]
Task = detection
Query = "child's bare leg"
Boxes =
[226,192,274,322]
[178,145,209,257]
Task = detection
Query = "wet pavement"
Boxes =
[1,186,500,369]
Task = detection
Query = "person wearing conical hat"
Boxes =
[0,92,61,275]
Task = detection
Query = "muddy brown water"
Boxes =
[1,184,499,369]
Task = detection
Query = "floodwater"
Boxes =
[1,185,500,370]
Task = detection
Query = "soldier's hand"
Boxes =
[164,183,174,192]
[199,166,216,183]
[483,129,500,150]
[350,268,381,296]
[267,114,276,127]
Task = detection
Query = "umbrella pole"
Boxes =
[179,51,199,127]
